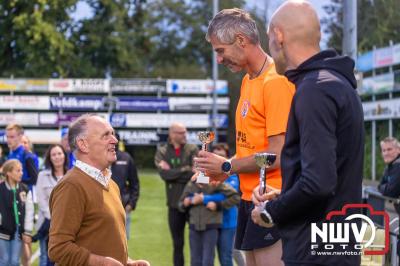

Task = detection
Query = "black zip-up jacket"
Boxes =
[111,150,140,209]
[265,50,364,265]
[378,155,400,214]
[0,182,30,240]
[378,155,400,198]
[155,143,199,209]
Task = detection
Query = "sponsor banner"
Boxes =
[49,79,109,93]
[168,97,229,111]
[117,130,227,145]
[362,73,394,94]
[50,96,105,110]
[0,113,39,126]
[393,44,400,65]
[117,97,169,111]
[356,51,374,72]
[118,130,161,145]
[166,79,228,94]
[39,113,59,125]
[0,129,68,144]
[25,129,62,144]
[110,113,127,127]
[111,79,166,93]
[119,113,228,128]
[0,96,50,110]
[0,79,48,91]
[374,46,393,68]
[357,43,400,72]
[363,98,400,121]
[124,113,210,128]
[39,113,109,126]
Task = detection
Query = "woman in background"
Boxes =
[35,144,68,266]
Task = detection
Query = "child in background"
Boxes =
[179,178,240,266]
[211,144,245,266]
[0,159,34,266]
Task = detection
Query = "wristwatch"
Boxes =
[260,206,274,225]
[221,159,232,175]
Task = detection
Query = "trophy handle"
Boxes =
[202,143,207,151]
[259,167,266,195]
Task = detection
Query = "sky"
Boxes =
[246,0,331,48]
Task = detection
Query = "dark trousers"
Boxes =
[189,228,219,266]
[168,207,188,266]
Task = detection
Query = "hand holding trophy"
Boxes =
[196,131,215,184]
[253,152,277,227]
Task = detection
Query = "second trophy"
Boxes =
[255,152,277,195]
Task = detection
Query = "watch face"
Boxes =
[221,161,232,172]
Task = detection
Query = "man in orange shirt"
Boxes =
[195,8,294,266]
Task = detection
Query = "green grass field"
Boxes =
[128,169,191,265]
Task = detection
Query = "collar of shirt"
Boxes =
[75,160,111,188]
[9,145,24,156]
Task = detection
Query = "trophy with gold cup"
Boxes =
[196,131,215,184]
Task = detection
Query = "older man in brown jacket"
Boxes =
[48,114,149,266]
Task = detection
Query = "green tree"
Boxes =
[69,0,150,78]
[0,0,77,77]
[143,0,246,79]
[323,0,400,53]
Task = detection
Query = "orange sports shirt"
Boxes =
[235,63,295,200]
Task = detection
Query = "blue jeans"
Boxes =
[39,238,48,266]
[217,228,236,266]
[189,228,218,266]
[126,211,131,240]
[0,232,22,266]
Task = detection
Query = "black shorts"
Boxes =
[235,200,280,250]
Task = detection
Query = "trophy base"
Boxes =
[196,174,209,184]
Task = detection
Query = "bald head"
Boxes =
[169,123,187,147]
[169,123,186,133]
[270,0,320,47]
[267,0,321,74]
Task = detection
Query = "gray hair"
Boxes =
[205,8,260,45]
[381,137,400,148]
[68,113,99,152]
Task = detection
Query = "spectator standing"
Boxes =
[111,135,140,239]
[35,144,69,266]
[211,144,244,266]
[154,122,198,266]
[0,159,34,266]
[60,128,75,169]
[6,124,38,189]
[6,125,38,266]
[179,180,240,266]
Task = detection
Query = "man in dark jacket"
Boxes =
[111,134,140,239]
[154,122,198,266]
[251,1,364,265]
[378,137,400,199]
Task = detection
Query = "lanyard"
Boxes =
[11,188,19,226]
